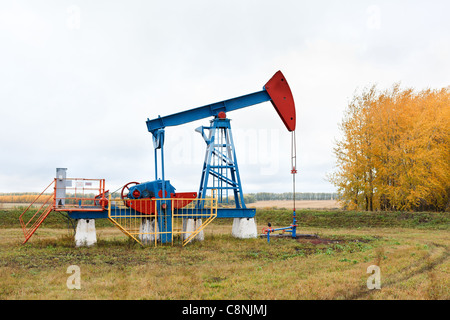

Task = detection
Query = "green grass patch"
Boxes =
[2,207,448,231]
[0,208,111,229]
[254,209,449,230]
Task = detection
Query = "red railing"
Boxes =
[53,178,107,212]
[19,177,108,244]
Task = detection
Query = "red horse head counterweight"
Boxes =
[264,71,296,132]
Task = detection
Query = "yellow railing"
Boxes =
[107,193,217,247]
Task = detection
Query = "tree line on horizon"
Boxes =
[328,84,449,212]
[243,192,338,203]
[0,192,338,204]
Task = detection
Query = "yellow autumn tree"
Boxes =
[329,84,450,212]
[328,85,378,211]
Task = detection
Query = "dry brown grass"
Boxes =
[1,222,448,300]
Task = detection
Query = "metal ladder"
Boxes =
[19,180,55,244]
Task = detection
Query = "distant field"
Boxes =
[0,200,341,210]
[249,200,340,209]
[0,203,40,209]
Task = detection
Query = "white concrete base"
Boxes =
[139,218,159,245]
[75,219,97,247]
[182,218,204,241]
[232,218,257,239]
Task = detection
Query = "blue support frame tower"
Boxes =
[197,117,246,208]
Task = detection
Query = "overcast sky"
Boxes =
[0,0,449,194]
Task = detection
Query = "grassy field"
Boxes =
[0,207,448,300]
